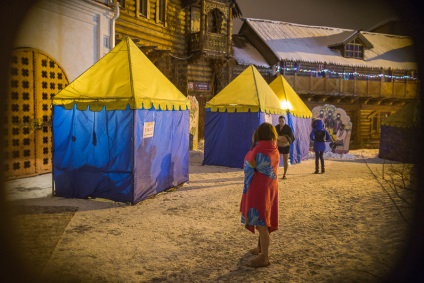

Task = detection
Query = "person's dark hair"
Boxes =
[278,115,285,120]
[250,130,259,149]
[256,122,278,142]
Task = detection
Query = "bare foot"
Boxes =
[249,247,261,255]
[246,254,270,268]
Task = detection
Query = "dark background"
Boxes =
[233,0,397,33]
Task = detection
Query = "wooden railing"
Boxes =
[203,33,228,55]
[284,74,419,100]
[189,32,228,56]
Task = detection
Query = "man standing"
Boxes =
[275,115,295,179]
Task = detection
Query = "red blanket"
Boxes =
[240,140,280,233]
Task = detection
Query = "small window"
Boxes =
[139,0,148,17]
[344,39,364,59]
[191,6,200,33]
[157,0,166,24]
[281,61,295,75]
[207,8,223,33]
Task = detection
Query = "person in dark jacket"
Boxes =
[275,115,295,179]
[310,119,331,174]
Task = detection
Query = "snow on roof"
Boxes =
[242,18,417,70]
[232,35,269,67]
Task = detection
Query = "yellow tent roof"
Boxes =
[205,65,283,114]
[269,75,312,118]
[53,37,189,111]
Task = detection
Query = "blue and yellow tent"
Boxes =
[52,37,190,204]
[203,65,284,168]
[269,75,312,164]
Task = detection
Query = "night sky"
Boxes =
[233,0,398,33]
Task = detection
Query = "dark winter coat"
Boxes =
[310,119,331,152]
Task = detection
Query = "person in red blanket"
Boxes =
[240,122,280,268]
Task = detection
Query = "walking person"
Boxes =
[275,115,295,179]
[240,122,280,268]
[310,119,331,174]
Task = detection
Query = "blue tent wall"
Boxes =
[53,105,134,203]
[133,109,189,203]
[203,111,278,168]
[272,113,311,165]
[53,105,189,204]
[290,115,312,163]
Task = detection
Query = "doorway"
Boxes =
[3,48,69,180]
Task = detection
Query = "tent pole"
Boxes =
[51,171,54,197]
[51,105,55,197]
[51,106,54,197]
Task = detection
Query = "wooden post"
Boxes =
[380,67,384,97]
[404,70,408,98]
[354,67,357,95]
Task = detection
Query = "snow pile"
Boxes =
[307,149,379,160]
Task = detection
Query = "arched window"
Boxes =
[207,8,223,33]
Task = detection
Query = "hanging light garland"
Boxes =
[277,66,417,80]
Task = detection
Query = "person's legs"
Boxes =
[319,151,325,173]
[283,153,289,178]
[314,151,319,173]
[249,237,261,255]
[278,148,284,167]
[257,226,270,259]
[247,226,270,267]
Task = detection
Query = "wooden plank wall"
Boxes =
[287,74,419,100]
[116,0,186,55]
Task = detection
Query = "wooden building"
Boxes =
[233,18,419,149]
[114,0,241,138]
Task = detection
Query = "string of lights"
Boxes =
[277,67,417,80]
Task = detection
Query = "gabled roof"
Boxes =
[205,65,283,114]
[269,75,312,118]
[53,37,189,111]
[232,35,269,67]
[328,31,373,49]
[239,18,416,70]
